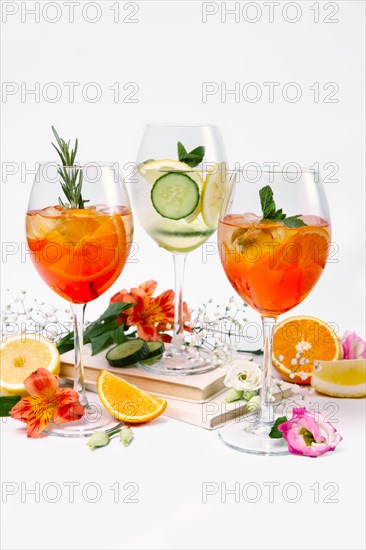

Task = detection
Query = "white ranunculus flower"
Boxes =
[224,358,262,391]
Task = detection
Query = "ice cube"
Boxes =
[242,212,261,225]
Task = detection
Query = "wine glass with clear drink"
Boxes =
[218,165,331,455]
[131,124,227,375]
[26,161,133,436]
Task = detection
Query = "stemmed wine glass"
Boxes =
[218,165,331,455]
[26,161,133,436]
[131,124,227,375]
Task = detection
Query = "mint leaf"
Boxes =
[283,216,306,228]
[0,396,21,417]
[268,416,287,439]
[177,142,205,167]
[259,185,276,219]
[177,141,187,159]
[259,185,306,227]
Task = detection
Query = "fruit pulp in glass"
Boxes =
[218,214,331,317]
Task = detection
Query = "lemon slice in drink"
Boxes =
[0,334,60,396]
[201,162,229,228]
[139,158,203,185]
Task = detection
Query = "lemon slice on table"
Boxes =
[311,359,366,397]
[201,162,229,228]
[0,334,60,396]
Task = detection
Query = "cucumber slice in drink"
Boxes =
[106,339,149,367]
[151,172,200,220]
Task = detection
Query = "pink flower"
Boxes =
[340,331,366,360]
[277,407,342,458]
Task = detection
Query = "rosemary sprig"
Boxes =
[51,126,87,209]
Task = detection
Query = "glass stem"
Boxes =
[171,253,187,353]
[259,316,277,425]
[72,303,88,406]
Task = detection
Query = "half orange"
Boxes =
[272,316,341,384]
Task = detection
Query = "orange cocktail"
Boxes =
[218,214,331,317]
[26,205,133,303]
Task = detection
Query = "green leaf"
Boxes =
[268,416,287,439]
[177,142,205,167]
[90,332,115,355]
[0,396,21,417]
[113,325,127,345]
[58,302,133,355]
[177,141,187,160]
[99,302,132,322]
[57,331,75,354]
[259,185,306,228]
[259,186,275,219]
[84,319,118,342]
[283,216,306,228]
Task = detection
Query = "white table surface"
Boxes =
[1,391,365,550]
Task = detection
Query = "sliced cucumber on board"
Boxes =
[106,339,149,367]
[140,341,165,365]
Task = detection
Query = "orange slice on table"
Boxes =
[272,316,341,385]
[97,370,167,423]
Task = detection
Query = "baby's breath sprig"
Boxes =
[0,289,74,342]
[185,297,258,367]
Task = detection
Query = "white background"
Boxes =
[1,2,365,549]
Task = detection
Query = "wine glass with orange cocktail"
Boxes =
[25,129,133,437]
[218,165,331,455]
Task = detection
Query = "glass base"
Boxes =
[219,418,289,456]
[44,396,122,438]
[139,348,217,376]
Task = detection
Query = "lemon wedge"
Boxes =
[0,334,60,396]
[311,359,366,397]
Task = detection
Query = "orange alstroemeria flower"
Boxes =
[110,280,191,342]
[10,368,84,438]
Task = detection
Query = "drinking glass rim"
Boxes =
[144,123,219,129]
